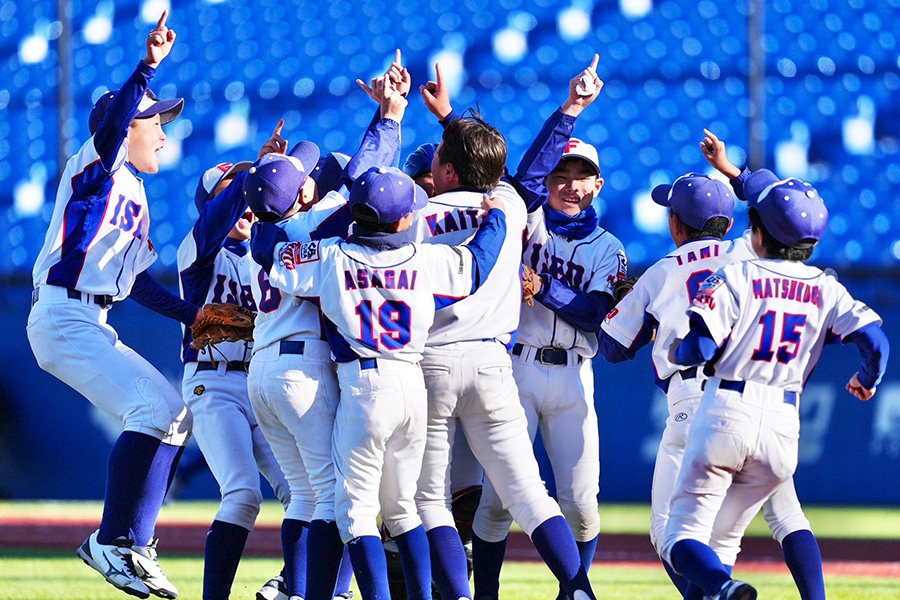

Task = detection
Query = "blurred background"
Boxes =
[0,0,898,505]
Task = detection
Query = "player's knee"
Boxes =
[218,487,263,530]
[558,500,600,541]
[649,515,668,556]
[472,502,515,542]
[767,514,812,544]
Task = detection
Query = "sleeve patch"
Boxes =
[296,240,320,263]
[693,274,725,310]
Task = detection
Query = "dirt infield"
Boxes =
[1,516,898,577]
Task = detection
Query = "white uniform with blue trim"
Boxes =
[177,188,289,531]
[267,233,479,542]
[475,209,625,544]
[245,192,350,525]
[27,117,190,446]
[661,258,882,564]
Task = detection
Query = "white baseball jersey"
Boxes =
[247,191,350,353]
[522,211,626,357]
[411,181,526,346]
[690,259,882,391]
[602,237,755,382]
[267,238,476,363]
[33,137,156,299]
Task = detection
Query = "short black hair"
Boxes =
[747,207,815,261]
[670,209,729,240]
[351,203,397,234]
[437,108,506,191]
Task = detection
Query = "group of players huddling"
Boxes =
[27,11,888,600]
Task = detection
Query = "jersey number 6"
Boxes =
[356,300,412,350]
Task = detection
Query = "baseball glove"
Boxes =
[613,276,639,304]
[522,265,537,307]
[190,303,256,351]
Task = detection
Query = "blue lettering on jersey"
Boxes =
[535,248,586,288]
[345,269,417,291]
[425,210,483,237]
[675,244,720,266]
[752,278,820,307]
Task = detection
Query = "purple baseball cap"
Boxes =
[403,143,437,180]
[241,141,320,221]
[310,151,351,196]
[350,166,429,224]
[651,173,734,230]
[89,88,183,135]
[744,169,828,247]
[194,161,253,212]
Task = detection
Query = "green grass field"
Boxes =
[1,501,898,599]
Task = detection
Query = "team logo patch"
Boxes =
[674,412,688,422]
[693,274,724,310]
[294,240,320,263]
[193,385,205,396]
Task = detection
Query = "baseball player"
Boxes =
[252,164,508,600]
[177,140,294,600]
[660,171,888,600]
[471,56,621,599]
[26,12,196,598]
[413,68,599,600]
[242,69,405,600]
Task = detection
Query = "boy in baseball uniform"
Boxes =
[661,171,889,600]
[27,12,197,598]
[472,56,623,599]
[252,165,508,600]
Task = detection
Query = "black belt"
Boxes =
[512,343,580,366]
[280,340,306,355]
[196,361,249,373]
[680,366,698,380]
[703,379,797,406]
[32,287,114,308]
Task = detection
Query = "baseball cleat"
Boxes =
[131,539,178,599]
[710,579,757,600]
[256,575,289,600]
[77,529,151,598]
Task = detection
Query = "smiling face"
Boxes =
[127,114,166,174]
[545,157,603,216]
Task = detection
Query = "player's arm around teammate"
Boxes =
[26,11,194,599]
[470,55,618,598]
[660,175,888,600]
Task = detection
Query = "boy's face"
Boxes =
[545,158,603,216]
[414,172,435,198]
[127,114,166,174]
[431,142,454,196]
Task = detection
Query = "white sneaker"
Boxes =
[710,579,757,600]
[257,575,289,600]
[131,539,179,599]
[77,529,151,598]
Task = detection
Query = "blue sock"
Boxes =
[98,431,161,544]
[305,520,345,600]
[334,546,354,596]
[684,565,730,600]
[530,517,595,600]
[347,535,390,600]
[202,520,250,600]
[782,530,826,600]
[427,526,470,600]
[669,539,731,597]
[577,537,598,573]
[282,518,309,597]
[132,442,183,545]
[396,526,433,600]
[661,557,689,595]
[472,534,506,600]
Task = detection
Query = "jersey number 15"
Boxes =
[751,311,807,364]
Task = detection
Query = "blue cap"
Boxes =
[310,152,351,196]
[241,141,320,221]
[651,173,734,230]
[403,143,437,180]
[744,169,828,247]
[194,161,252,212]
[89,88,183,135]
[350,166,429,224]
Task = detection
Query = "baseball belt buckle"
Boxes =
[536,347,567,365]
[98,294,114,309]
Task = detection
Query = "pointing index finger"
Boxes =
[273,119,284,136]
[394,48,402,65]
[589,53,599,72]
[703,128,719,142]
[434,63,443,86]
[156,10,168,29]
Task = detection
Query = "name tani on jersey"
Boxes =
[344,268,418,290]
[752,277,820,307]
[674,243,720,265]
[425,208,483,237]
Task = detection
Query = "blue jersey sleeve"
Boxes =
[598,312,657,363]
[85,61,157,194]
[439,109,462,129]
[465,209,507,293]
[673,315,721,366]
[533,274,612,334]
[843,322,890,389]
[512,109,578,213]
[343,116,402,187]
[131,270,199,325]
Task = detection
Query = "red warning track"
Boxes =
[1,516,898,577]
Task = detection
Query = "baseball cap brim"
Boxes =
[288,141,321,177]
[742,169,781,205]
[135,97,184,126]
[651,184,674,207]
[412,183,429,211]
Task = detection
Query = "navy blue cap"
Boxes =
[310,152,351,195]
[89,88,183,135]
[194,161,252,212]
[350,166,429,224]
[744,169,828,247]
[403,143,437,180]
[651,173,734,230]
[242,142,321,222]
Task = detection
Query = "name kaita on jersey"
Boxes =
[422,208,484,237]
